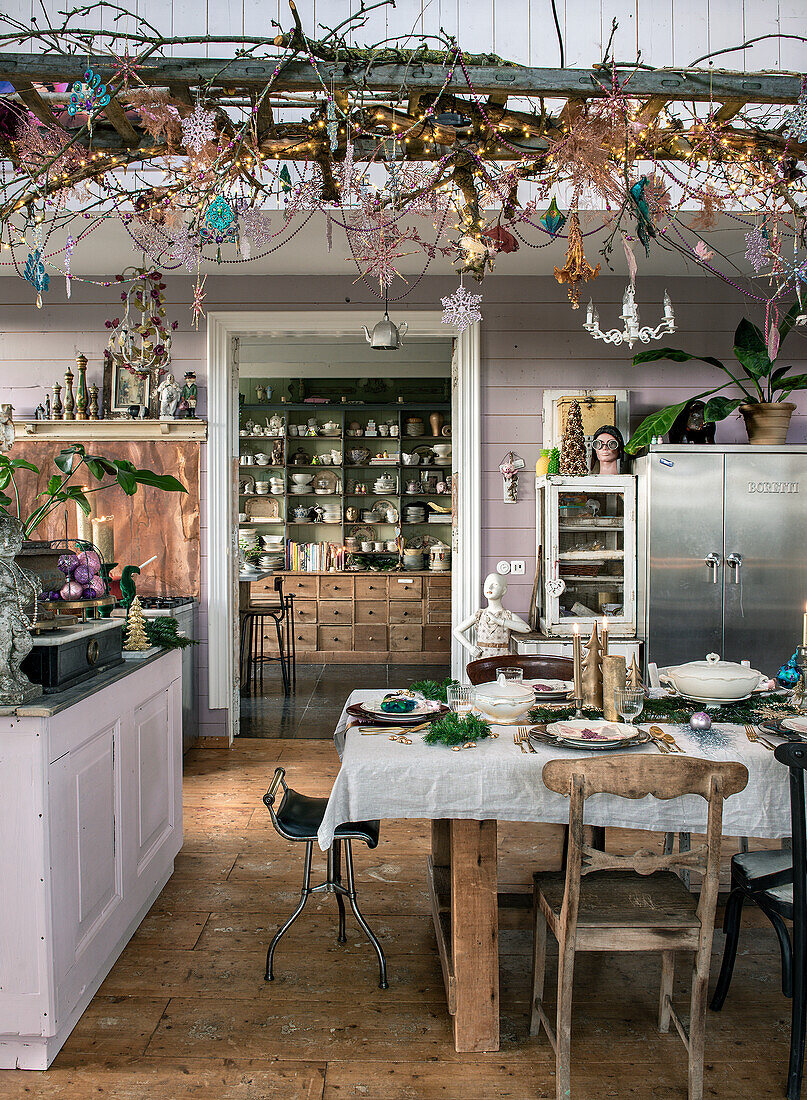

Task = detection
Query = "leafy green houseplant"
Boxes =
[626,301,805,453]
[0,443,186,539]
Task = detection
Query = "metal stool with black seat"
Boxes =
[240,577,292,694]
[710,741,805,1100]
[262,767,388,989]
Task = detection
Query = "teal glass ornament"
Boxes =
[540,197,566,238]
[23,248,49,307]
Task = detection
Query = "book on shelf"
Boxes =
[287,540,347,572]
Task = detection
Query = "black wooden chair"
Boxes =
[240,577,295,694]
[262,767,388,989]
[710,741,806,1100]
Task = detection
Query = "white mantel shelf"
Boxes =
[16,419,208,442]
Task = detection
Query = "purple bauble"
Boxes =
[46,589,61,601]
[690,711,711,731]
[58,552,78,576]
[73,563,92,585]
[75,549,102,575]
[82,586,94,598]
[60,579,83,600]
[88,574,106,597]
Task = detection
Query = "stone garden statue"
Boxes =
[0,517,42,707]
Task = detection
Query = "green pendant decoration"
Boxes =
[540,197,566,238]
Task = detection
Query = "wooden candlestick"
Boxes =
[628,655,643,691]
[581,623,603,711]
[602,655,627,722]
[74,353,88,420]
[63,365,75,420]
[52,382,63,420]
[88,383,100,420]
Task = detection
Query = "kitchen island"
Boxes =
[0,648,182,1069]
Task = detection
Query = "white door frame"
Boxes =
[206,310,481,740]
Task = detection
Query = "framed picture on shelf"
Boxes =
[103,357,151,416]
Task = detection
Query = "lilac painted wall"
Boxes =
[2,272,805,734]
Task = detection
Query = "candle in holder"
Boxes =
[803,602,807,646]
[572,624,583,701]
[75,486,93,544]
[601,615,609,657]
[92,515,115,565]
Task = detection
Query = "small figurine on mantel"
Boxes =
[590,424,625,474]
[180,371,198,417]
[156,372,181,419]
[454,573,532,661]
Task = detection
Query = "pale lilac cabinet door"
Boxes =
[132,687,177,881]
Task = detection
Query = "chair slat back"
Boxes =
[466,654,573,685]
[543,754,748,802]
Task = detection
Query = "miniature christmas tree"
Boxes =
[547,446,560,474]
[628,654,644,690]
[559,400,588,476]
[124,595,151,652]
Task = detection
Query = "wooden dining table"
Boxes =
[323,690,793,1053]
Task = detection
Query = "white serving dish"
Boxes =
[291,472,314,486]
[473,673,535,724]
[660,653,768,703]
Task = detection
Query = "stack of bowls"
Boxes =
[404,503,427,523]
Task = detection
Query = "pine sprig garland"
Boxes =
[529,693,793,726]
[424,711,492,746]
[409,677,459,702]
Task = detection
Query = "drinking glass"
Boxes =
[447,684,474,717]
[614,687,644,726]
[498,667,524,682]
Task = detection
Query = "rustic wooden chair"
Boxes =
[466,653,574,685]
[529,755,748,1100]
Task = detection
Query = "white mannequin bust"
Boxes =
[453,572,532,661]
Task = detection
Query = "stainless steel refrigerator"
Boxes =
[635,445,807,677]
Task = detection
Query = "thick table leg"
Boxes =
[450,819,499,1053]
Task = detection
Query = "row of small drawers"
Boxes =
[293,625,451,651]
[250,574,449,602]
[292,599,450,625]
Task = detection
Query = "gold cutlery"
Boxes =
[358,721,431,735]
[649,725,683,753]
[643,727,669,753]
[744,723,777,751]
[514,729,527,754]
[518,726,537,753]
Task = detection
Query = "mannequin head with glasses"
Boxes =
[590,424,625,475]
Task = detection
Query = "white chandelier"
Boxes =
[584,284,675,349]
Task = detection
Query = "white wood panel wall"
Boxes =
[1,1,803,70]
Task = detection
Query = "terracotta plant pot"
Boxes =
[740,402,796,445]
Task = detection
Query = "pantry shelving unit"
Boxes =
[239,401,453,566]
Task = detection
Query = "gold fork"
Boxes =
[514,729,527,754]
[643,727,669,753]
[744,723,777,751]
[518,726,537,753]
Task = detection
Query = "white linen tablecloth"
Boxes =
[317,689,791,850]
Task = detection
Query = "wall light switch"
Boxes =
[510,560,526,575]
[496,560,511,575]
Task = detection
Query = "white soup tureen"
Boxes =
[661,653,768,703]
[473,672,534,724]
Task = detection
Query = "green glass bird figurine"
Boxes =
[120,565,140,610]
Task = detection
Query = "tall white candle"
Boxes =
[92,515,115,565]
[76,486,92,544]
[601,616,609,657]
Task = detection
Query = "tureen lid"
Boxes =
[670,653,761,679]
[475,675,534,702]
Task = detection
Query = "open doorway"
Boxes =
[236,333,454,735]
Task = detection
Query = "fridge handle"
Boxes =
[704,552,721,583]
[726,552,742,583]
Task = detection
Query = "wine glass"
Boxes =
[614,687,644,727]
[498,666,524,683]
[447,684,474,717]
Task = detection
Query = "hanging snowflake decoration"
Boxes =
[24,248,49,308]
[237,201,272,257]
[339,140,355,199]
[745,224,770,274]
[166,222,200,272]
[191,273,207,330]
[128,215,172,261]
[181,102,216,153]
[284,164,324,214]
[783,77,807,143]
[349,212,415,289]
[64,234,74,299]
[326,98,339,151]
[441,281,482,333]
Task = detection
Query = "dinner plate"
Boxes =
[781,716,807,736]
[346,701,449,726]
[526,678,573,700]
[363,698,443,720]
[530,724,651,751]
[545,719,647,749]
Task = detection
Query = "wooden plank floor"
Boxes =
[0,737,793,1099]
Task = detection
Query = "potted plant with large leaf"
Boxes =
[626,301,806,452]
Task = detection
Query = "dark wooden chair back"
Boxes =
[467,654,574,685]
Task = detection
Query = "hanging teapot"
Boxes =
[362,309,407,351]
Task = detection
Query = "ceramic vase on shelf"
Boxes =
[429,412,444,437]
[740,402,796,445]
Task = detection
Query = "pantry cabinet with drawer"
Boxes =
[247,571,450,663]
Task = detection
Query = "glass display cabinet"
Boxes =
[536,474,636,637]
